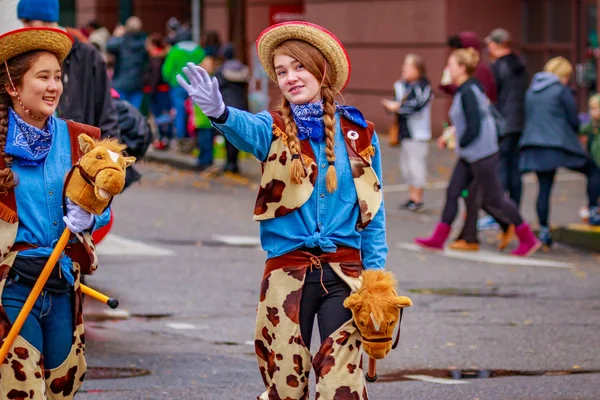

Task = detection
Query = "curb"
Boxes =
[552,224,600,253]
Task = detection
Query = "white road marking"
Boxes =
[385,173,583,193]
[96,234,175,256]
[397,243,574,269]
[245,340,255,346]
[212,235,261,246]
[103,309,131,319]
[166,323,198,330]
[403,374,469,385]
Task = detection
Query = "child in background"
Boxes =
[185,98,214,171]
[579,94,600,224]
[382,54,433,212]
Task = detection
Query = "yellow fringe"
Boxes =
[359,145,375,159]
[272,124,289,147]
[0,202,18,224]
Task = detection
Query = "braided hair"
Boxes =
[0,51,46,193]
[273,40,338,192]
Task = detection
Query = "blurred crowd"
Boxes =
[383,28,600,251]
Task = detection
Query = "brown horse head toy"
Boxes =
[65,134,136,215]
[343,270,412,359]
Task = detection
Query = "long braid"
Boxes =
[0,97,16,194]
[322,87,337,193]
[280,98,306,185]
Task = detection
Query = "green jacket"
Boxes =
[161,41,205,87]
[579,122,600,166]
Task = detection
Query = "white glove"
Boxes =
[176,62,226,118]
[63,198,95,233]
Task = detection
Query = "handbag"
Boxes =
[388,119,400,147]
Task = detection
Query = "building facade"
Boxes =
[65,0,600,134]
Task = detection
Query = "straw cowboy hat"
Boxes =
[256,21,351,93]
[0,27,73,65]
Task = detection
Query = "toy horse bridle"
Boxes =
[355,307,405,351]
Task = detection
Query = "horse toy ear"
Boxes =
[78,134,96,154]
[395,296,413,308]
[343,293,363,311]
[122,156,136,167]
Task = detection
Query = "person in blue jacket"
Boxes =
[178,22,387,399]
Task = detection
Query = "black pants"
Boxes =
[225,138,239,170]
[456,181,511,243]
[535,160,600,227]
[299,264,351,349]
[499,134,523,207]
[442,154,523,228]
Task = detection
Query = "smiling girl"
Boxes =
[0,27,111,399]
[178,22,390,399]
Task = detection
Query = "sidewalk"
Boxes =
[143,135,599,252]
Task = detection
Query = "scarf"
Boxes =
[6,108,54,167]
[290,102,368,142]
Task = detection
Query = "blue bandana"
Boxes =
[6,107,54,166]
[290,102,368,142]
[290,101,325,142]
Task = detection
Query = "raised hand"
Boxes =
[176,62,226,119]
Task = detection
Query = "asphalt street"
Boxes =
[77,150,600,400]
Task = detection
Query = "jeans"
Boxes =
[196,128,214,167]
[499,134,523,207]
[151,91,173,140]
[2,275,73,369]
[535,159,600,227]
[116,89,144,110]
[170,86,190,139]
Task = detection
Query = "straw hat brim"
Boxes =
[0,27,73,65]
[256,22,351,93]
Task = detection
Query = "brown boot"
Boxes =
[448,240,480,251]
[497,224,516,251]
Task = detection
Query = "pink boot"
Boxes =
[511,223,542,257]
[414,223,451,250]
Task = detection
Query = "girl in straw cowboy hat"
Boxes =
[178,22,400,399]
[0,27,111,399]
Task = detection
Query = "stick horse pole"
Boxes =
[0,134,135,364]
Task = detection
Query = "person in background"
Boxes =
[485,28,528,208]
[17,0,119,139]
[214,44,250,173]
[521,57,600,245]
[441,31,509,251]
[144,33,173,150]
[579,94,600,225]
[107,16,149,110]
[382,54,433,212]
[161,32,205,150]
[186,98,215,171]
[86,20,111,56]
[415,48,540,257]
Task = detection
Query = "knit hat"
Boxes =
[17,0,59,23]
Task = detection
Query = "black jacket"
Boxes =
[214,60,250,111]
[58,39,119,139]
[107,32,149,92]
[491,53,528,135]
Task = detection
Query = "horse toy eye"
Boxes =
[96,155,102,160]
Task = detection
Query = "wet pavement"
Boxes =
[76,148,600,399]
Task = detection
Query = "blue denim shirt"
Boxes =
[214,108,388,270]
[9,114,110,281]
